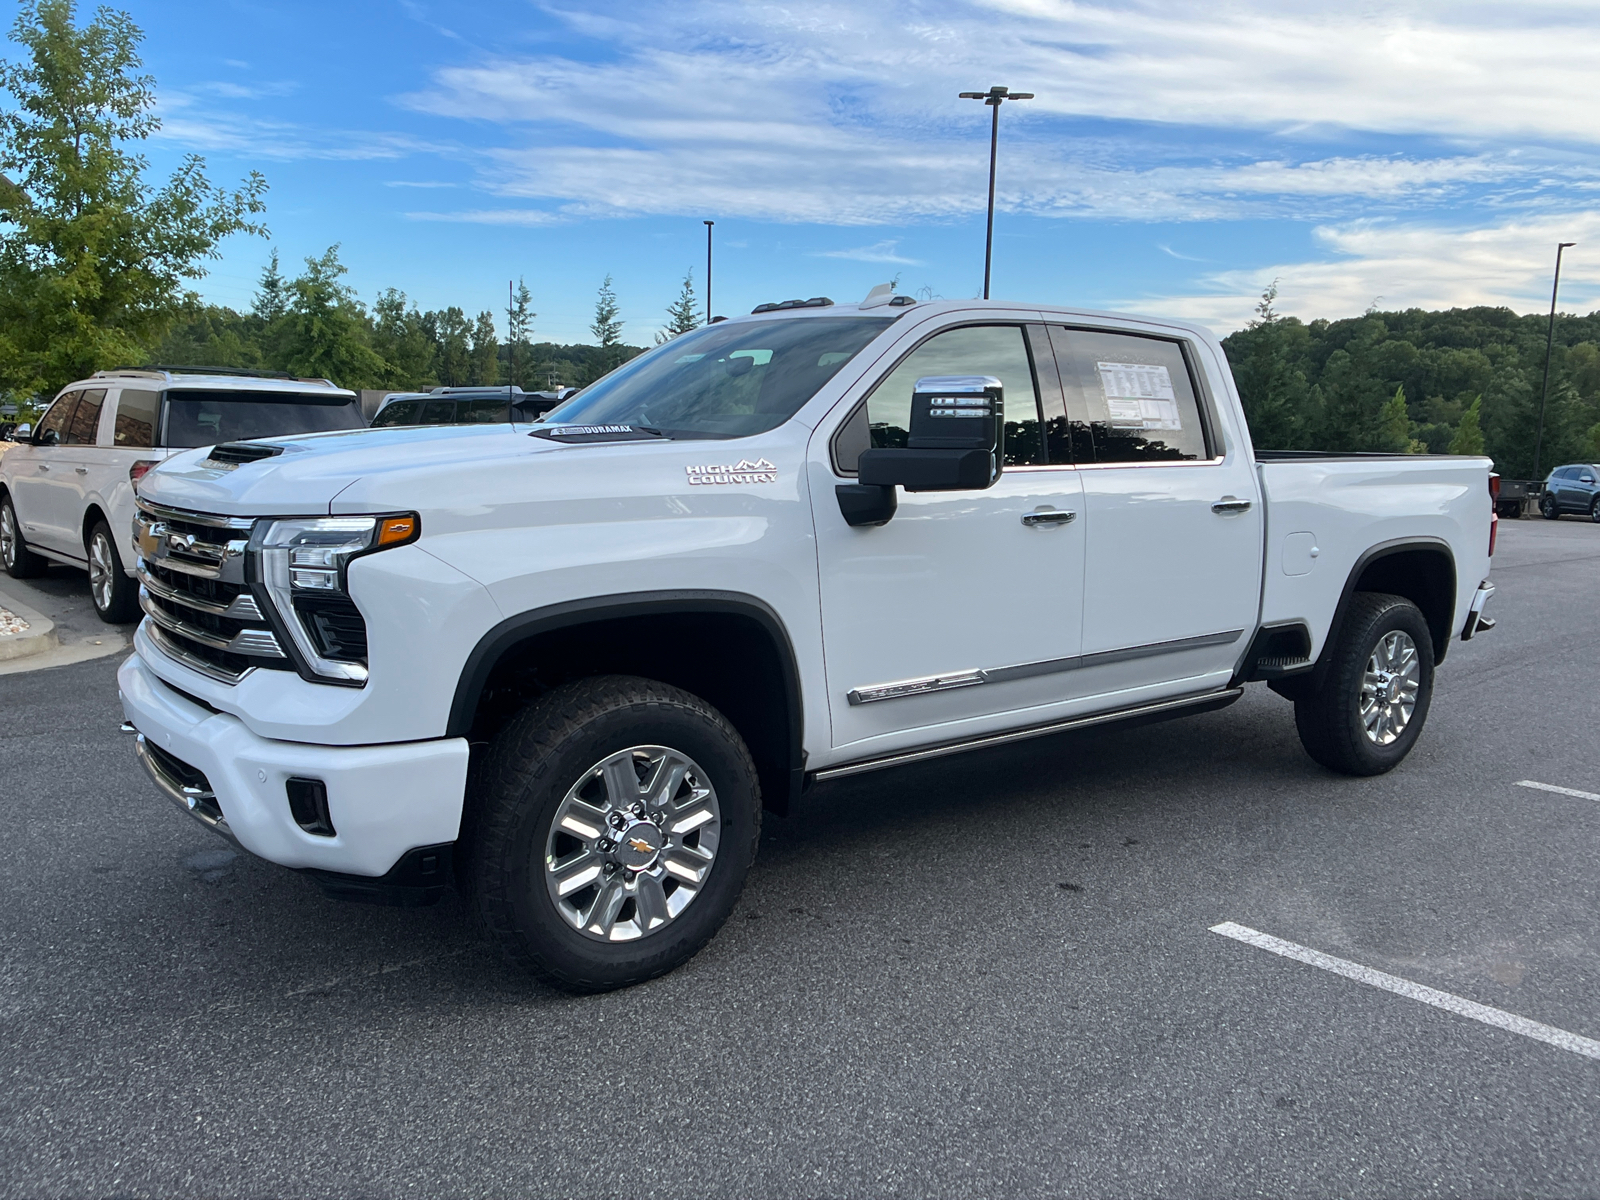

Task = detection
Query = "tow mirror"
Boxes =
[836,375,1003,527]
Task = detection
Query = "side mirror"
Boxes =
[33,426,56,447]
[15,423,32,442]
[1583,476,1595,484]
[836,375,1003,528]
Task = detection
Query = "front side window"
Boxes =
[34,392,79,445]
[163,390,367,448]
[862,324,1045,467]
[114,388,160,447]
[419,400,456,424]
[1048,327,1211,463]
[64,388,107,445]
[545,316,894,440]
[457,397,512,424]
[371,400,422,427]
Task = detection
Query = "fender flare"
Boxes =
[1318,536,1456,682]
[446,589,806,805]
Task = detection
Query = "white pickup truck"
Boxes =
[117,291,1497,992]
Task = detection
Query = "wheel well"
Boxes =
[1344,544,1456,664]
[457,604,801,816]
[81,505,108,547]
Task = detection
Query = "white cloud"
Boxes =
[391,1,1599,225]
[403,208,562,225]
[385,180,457,188]
[813,240,923,264]
[1123,212,1600,331]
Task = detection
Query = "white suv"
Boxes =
[0,368,366,622]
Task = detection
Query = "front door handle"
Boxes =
[37,463,48,472]
[74,466,88,475]
[1212,496,1252,514]
[1022,509,1077,527]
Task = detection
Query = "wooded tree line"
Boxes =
[1222,285,1600,478]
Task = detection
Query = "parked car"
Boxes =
[0,367,366,622]
[1538,463,1600,521]
[370,385,578,428]
[120,291,1495,992]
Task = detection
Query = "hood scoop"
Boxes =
[202,441,287,469]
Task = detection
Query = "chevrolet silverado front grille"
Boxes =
[134,501,288,683]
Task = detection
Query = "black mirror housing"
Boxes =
[859,447,997,491]
[835,483,898,527]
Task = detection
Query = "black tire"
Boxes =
[1591,499,1600,525]
[1541,494,1560,519]
[466,675,761,992]
[1294,593,1435,776]
[1,494,48,579]
[87,520,139,623]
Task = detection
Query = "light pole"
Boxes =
[1534,241,1577,479]
[704,220,715,325]
[959,85,1033,300]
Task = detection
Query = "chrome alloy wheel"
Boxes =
[544,745,722,943]
[88,530,116,612]
[1360,630,1420,746]
[0,503,16,569]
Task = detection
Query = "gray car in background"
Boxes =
[1540,463,1600,521]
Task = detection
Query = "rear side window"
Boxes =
[864,324,1045,466]
[163,390,366,448]
[35,392,79,445]
[113,388,160,448]
[1047,327,1211,462]
[419,400,456,424]
[371,400,422,427]
[64,388,106,445]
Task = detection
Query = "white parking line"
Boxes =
[1209,922,1600,1062]
[1516,780,1600,802]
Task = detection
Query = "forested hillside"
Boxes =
[1222,287,1600,478]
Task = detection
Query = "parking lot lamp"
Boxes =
[959,85,1033,300]
[1535,241,1576,479]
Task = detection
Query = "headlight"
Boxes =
[254,514,418,685]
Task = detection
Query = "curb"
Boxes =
[0,587,59,662]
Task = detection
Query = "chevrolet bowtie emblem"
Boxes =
[628,838,653,854]
[167,531,197,552]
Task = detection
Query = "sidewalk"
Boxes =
[0,568,134,675]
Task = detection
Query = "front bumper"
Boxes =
[118,653,470,877]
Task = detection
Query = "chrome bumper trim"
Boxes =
[133,733,238,844]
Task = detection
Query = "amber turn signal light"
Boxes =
[376,514,419,547]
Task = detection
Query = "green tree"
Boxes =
[1376,384,1415,452]
[0,0,267,395]
[1447,395,1485,455]
[468,310,499,386]
[371,288,434,388]
[656,268,699,344]
[591,273,622,374]
[1224,282,1313,449]
[428,306,472,386]
[276,245,386,387]
[253,249,287,322]
[507,277,535,388]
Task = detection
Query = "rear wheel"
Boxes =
[0,495,47,579]
[1294,593,1435,776]
[467,675,761,992]
[87,521,138,623]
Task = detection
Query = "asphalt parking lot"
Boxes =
[3,518,1599,1198]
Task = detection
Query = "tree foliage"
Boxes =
[0,0,266,396]
[656,268,699,343]
[1222,290,1600,477]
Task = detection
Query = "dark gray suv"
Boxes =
[1540,463,1600,521]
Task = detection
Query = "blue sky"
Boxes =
[78,0,1600,345]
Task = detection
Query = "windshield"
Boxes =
[543,316,894,439]
[164,390,367,448]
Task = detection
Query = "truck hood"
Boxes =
[138,425,546,516]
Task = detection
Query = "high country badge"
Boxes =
[686,459,778,486]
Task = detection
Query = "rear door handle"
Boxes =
[1212,497,1252,514]
[74,466,88,475]
[1022,509,1077,527]
[37,463,49,472]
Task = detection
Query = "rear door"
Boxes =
[1046,325,1262,700]
[104,386,165,567]
[46,387,108,558]
[812,320,1087,754]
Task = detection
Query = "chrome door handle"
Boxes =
[74,466,88,474]
[37,463,48,471]
[1022,509,1077,527]
[1212,497,1252,514]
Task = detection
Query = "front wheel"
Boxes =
[466,675,761,992]
[1541,494,1560,519]
[1293,593,1435,776]
[1,495,48,579]
[1590,499,1600,524]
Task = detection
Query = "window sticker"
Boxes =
[1096,361,1182,430]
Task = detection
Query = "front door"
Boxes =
[812,321,1087,756]
[10,391,83,555]
[1045,325,1263,700]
